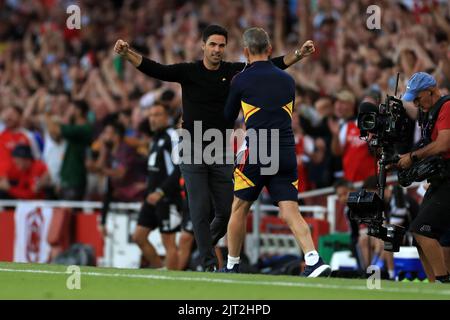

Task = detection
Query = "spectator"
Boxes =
[358,176,421,279]
[42,113,66,198]
[46,100,93,200]
[382,183,420,279]
[299,96,336,187]
[0,145,49,200]
[291,109,326,192]
[333,178,364,271]
[0,106,40,176]
[96,122,147,203]
[23,88,67,197]
[329,90,377,182]
[356,177,386,272]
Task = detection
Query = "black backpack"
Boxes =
[417,95,450,147]
[52,243,96,266]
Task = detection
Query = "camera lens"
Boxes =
[360,113,376,131]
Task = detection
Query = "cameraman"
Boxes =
[397,72,450,283]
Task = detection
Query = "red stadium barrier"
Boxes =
[73,212,104,262]
[47,208,72,260]
[0,211,14,261]
[0,210,104,264]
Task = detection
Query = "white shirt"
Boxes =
[43,130,66,188]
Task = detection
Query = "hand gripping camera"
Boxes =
[398,155,449,187]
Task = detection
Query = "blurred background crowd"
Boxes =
[1,0,450,202]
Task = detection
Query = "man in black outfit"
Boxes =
[114,25,315,270]
[132,104,183,270]
[397,72,450,283]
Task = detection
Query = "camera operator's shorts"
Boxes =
[409,180,450,240]
[233,147,299,205]
[137,200,182,233]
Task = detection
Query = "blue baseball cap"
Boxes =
[403,72,437,102]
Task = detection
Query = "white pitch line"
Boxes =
[1,267,450,297]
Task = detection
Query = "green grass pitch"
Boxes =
[0,262,449,300]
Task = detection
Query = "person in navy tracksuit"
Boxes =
[221,27,330,277]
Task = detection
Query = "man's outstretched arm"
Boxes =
[114,39,186,83]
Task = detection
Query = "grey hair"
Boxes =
[243,27,271,55]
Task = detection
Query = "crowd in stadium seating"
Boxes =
[1,0,450,201]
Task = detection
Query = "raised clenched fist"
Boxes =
[114,39,129,56]
[300,40,315,58]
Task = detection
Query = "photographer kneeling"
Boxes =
[397,72,450,283]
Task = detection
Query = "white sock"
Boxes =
[388,270,395,279]
[227,255,240,269]
[304,250,319,266]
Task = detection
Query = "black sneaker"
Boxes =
[435,274,450,283]
[217,264,240,273]
[300,258,331,278]
[204,264,218,272]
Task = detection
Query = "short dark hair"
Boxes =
[73,100,90,118]
[12,144,33,159]
[202,24,228,43]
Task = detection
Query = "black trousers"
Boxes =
[180,163,234,268]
